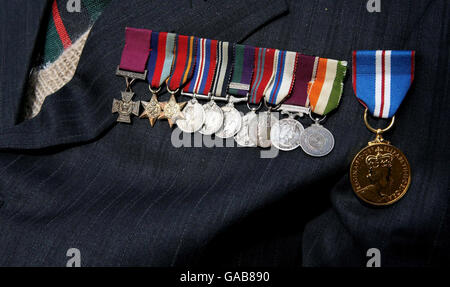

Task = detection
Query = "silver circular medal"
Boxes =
[270,118,304,151]
[299,123,335,157]
[215,104,242,138]
[234,111,258,147]
[176,99,205,133]
[257,112,279,148]
[199,101,224,135]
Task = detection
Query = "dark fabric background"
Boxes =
[0,0,448,266]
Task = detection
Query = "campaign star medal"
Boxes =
[163,34,197,128]
[140,92,162,127]
[140,32,176,127]
[350,50,415,206]
[140,85,166,128]
[158,94,186,128]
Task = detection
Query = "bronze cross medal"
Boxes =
[112,91,140,123]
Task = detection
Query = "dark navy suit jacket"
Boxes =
[0,0,448,266]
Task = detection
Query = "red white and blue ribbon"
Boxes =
[353,50,415,118]
[183,38,218,95]
[265,50,298,105]
[147,31,176,89]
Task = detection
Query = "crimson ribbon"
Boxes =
[119,27,152,73]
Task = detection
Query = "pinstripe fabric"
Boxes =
[0,0,449,268]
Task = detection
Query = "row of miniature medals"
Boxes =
[113,69,333,156]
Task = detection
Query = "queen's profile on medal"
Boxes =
[359,149,396,201]
[350,143,411,206]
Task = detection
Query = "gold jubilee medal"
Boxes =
[350,109,411,206]
[351,50,415,206]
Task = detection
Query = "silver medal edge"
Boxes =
[215,107,242,139]
[234,112,258,147]
[199,102,224,135]
[270,118,304,151]
[177,102,206,133]
[257,113,278,148]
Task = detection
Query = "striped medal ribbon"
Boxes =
[113,27,151,123]
[299,57,347,157]
[265,50,298,106]
[211,42,234,99]
[259,50,298,148]
[228,44,255,97]
[178,38,218,133]
[160,35,197,128]
[166,35,197,92]
[247,48,277,147]
[267,51,321,152]
[182,38,218,96]
[140,31,176,127]
[215,42,245,138]
[147,32,176,90]
[249,48,276,106]
[349,50,415,206]
[353,50,415,119]
[308,58,348,116]
[200,41,233,136]
[232,45,259,147]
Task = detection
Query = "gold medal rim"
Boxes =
[350,142,411,206]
